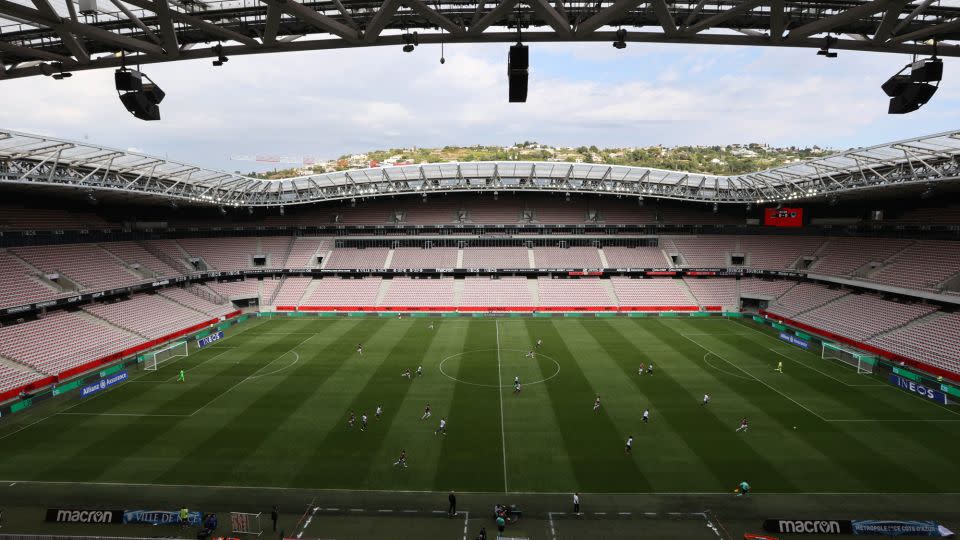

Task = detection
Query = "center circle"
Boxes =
[438,348,561,388]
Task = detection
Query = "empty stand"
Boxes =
[796,293,937,341]
[207,279,260,300]
[537,277,615,306]
[101,241,181,277]
[811,237,912,277]
[159,287,235,318]
[390,247,458,269]
[460,276,535,307]
[532,247,602,268]
[84,294,212,339]
[609,277,693,307]
[300,277,382,306]
[271,277,313,306]
[0,311,141,375]
[602,246,670,268]
[667,236,736,267]
[684,278,738,310]
[739,278,796,300]
[738,236,825,270]
[325,247,390,269]
[868,240,960,291]
[286,237,331,268]
[380,277,455,306]
[0,250,64,308]
[177,237,257,271]
[766,282,848,319]
[0,205,111,231]
[461,247,530,269]
[12,244,143,291]
[870,312,960,375]
[259,236,294,268]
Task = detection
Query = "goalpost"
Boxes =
[821,342,877,374]
[230,512,263,536]
[142,340,189,371]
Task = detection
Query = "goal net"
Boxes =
[821,342,876,374]
[231,512,263,536]
[142,340,188,371]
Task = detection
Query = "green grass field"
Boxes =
[2,315,959,496]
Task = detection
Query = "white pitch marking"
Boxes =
[189,334,313,417]
[0,416,51,442]
[495,320,508,494]
[681,334,828,421]
[57,412,189,417]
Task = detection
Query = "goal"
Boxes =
[230,512,263,536]
[821,342,876,374]
[142,341,188,371]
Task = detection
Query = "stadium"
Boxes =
[2,0,960,536]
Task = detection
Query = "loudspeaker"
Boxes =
[141,83,166,105]
[881,74,911,97]
[120,92,161,121]
[509,70,528,103]
[508,44,529,103]
[910,58,943,83]
[888,82,937,114]
[508,44,528,71]
[115,69,143,92]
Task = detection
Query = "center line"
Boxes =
[495,320,508,494]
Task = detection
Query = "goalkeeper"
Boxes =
[178,369,185,382]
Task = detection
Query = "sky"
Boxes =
[1,41,958,173]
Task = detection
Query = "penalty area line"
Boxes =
[681,334,828,422]
[188,334,314,417]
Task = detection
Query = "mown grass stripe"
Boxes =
[657,319,940,493]
[433,320,505,492]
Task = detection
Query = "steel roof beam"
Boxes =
[362,0,401,43]
[261,0,359,43]
[787,0,894,41]
[469,0,518,35]
[575,0,644,36]
[686,0,766,34]
[0,0,164,55]
[31,0,90,62]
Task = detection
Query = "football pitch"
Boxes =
[2,315,959,496]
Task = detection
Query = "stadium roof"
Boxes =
[1,0,960,79]
[1,128,959,206]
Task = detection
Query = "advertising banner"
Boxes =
[851,520,955,536]
[764,518,954,536]
[45,508,124,524]
[80,371,129,398]
[779,332,810,349]
[197,331,225,349]
[123,510,204,526]
[764,519,852,534]
[764,207,804,227]
[889,374,949,405]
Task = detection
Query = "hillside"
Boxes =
[249,141,829,180]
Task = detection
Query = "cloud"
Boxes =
[1,43,957,171]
